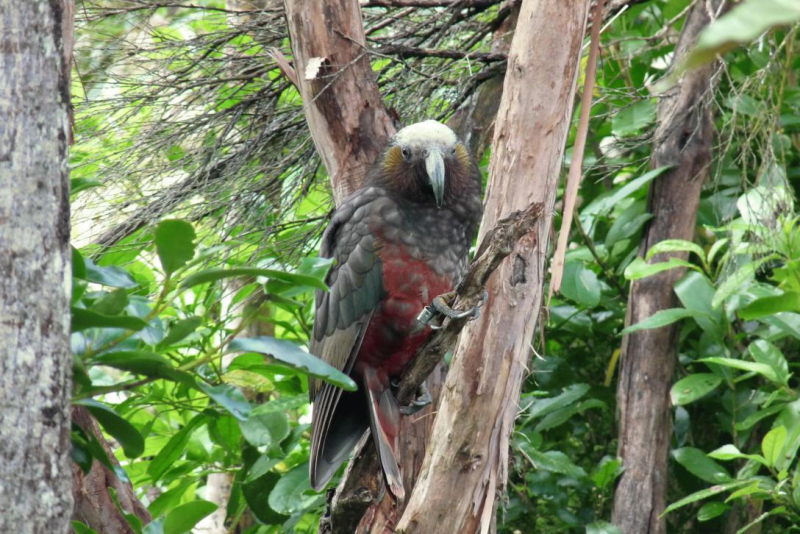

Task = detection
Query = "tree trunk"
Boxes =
[71,407,153,533]
[611,2,723,532]
[397,1,590,531]
[283,0,396,204]
[0,1,75,532]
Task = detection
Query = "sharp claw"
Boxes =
[400,382,432,415]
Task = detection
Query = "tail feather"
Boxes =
[364,367,405,499]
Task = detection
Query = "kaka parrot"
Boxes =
[308,120,483,498]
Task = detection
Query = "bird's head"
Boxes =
[367,120,479,208]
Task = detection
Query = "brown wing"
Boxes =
[308,190,386,490]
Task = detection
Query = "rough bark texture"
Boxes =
[397,2,590,532]
[611,2,722,532]
[0,1,75,531]
[283,0,396,204]
[71,407,153,533]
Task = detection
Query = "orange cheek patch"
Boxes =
[384,146,404,173]
[455,144,471,168]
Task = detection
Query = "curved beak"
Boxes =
[424,148,445,208]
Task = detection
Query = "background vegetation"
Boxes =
[68,1,800,532]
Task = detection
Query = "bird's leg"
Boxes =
[396,380,432,416]
[416,290,489,330]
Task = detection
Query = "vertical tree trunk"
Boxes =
[398,1,590,531]
[0,1,75,532]
[611,2,722,532]
[283,0,396,204]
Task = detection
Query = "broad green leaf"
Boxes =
[246,456,281,483]
[91,351,172,377]
[622,308,699,334]
[72,247,87,280]
[524,384,589,420]
[71,177,103,197]
[624,257,700,281]
[251,396,308,415]
[196,382,251,421]
[84,258,138,288]
[72,521,99,534]
[672,447,732,484]
[726,480,764,502]
[268,462,314,514]
[533,399,604,432]
[222,369,274,393]
[71,307,148,333]
[612,99,656,137]
[522,447,587,479]
[71,423,123,480]
[155,219,196,275]
[712,256,776,309]
[645,239,706,265]
[707,238,728,266]
[147,479,194,518]
[739,292,800,320]
[748,340,790,385]
[675,271,723,336]
[228,337,357,391]
[582,166,671,217]
[180,267,328,292]
[699,357,779,384]
[586,521,622,534]
[147,414,207,483]
[89,288,129,316]
[762,426,788,467]
[697,502,730,522]
[670,374,722,406]
[157,316,202,348]
[591,457,623,491]
[661,480,753,516]
[75,399,144,459]
[239,411,290,448]
[560,262,601,308]
[708,444,768,467]
[735,404,786,431]
[163,500,218,534]
[242,470,288,525]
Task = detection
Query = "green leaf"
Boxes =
[71,177,103,197]
[672,447,732,484]
[762,426,788,467]
[91,351,172,378]
[624,257,700,281]
[582,166,671,216]
[75,399,144,459]
[239,410,290,447]
[674,271,724,336]
[89,288,129,316]
[72,521,99,534]
[269,462,316,514]
[622,308,699,334]
[591,457,623,491]
[246,456,281,483]
[560,262,601,308]
[196,382,251,421]
[586,521,622,534]
[697,502,730,522]
[242,470,288,524]
[708,444,768,467]
[712,256,776,309]
[522,447,587,479]
[84,258,138,288]
[670,374,722,406]
[163,500,218,534]
[147,479,194,518]
[526,384,590,420]
[645,239,706,265]
[612,99,656,137]
[738,292,800,320]
[142,518,164,534]
[228,337,357,391]
[157,316,202,348]
[726,480,764,502]
[155,219,196,275]
[748,340,790,386]
[73,247,87,280]
[71,307,149,333]
[661,480,753,516]
[735,404,786,431]
[147,414,207,483]
[699,357,779,384]
[180,267,328,292]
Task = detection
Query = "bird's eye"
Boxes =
[451,147,457,155]
[401,148,411,159]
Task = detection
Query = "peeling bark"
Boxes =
[0,1,75,531]
[611,2,723,533]
[283,0,396,204]
[397,1,590,531]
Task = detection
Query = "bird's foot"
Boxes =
[399,381,432,416]
[416,290,488,330]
